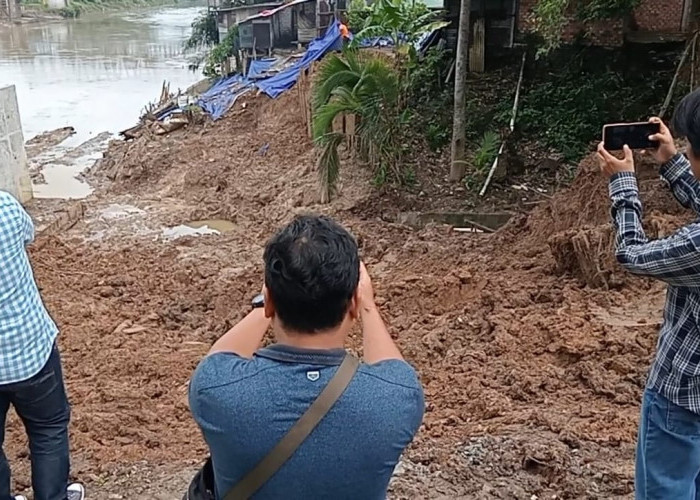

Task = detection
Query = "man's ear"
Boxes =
[263,286,275,319]
[348,289,360,321]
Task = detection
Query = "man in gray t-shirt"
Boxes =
[189,215,424,499]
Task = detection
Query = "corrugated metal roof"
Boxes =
[239,0,313,23]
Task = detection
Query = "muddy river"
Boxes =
[0,4,204,198]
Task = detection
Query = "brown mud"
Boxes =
[9,90,687,498]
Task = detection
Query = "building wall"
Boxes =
[518,0,687,46]
[632,0,684,32]
[0,86,32,203]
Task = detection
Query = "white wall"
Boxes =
[46,0,67,9]
[0,86,32,203]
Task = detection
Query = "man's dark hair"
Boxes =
[263,215,360,333]
[672,89,700,155]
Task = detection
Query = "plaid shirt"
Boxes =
[610,153,700,413]
[0,191,58,384]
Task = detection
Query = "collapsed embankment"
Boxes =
[13,91,684,498]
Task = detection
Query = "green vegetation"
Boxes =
[313,0,450,200]
[185,11,219,50]
[312,51,406,202]
[348,0,448,48]
[203,26,240,77]
[347,0,371,31]
[532,0,641,55]
[185,13,241,77]
[515,47,677,162]
[310,0,679,198]
[473,131,500,174]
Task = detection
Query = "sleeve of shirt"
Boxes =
[367,359,425,434]
[660,153,700,216]
[609,171,700,288]
[188,352,249,429]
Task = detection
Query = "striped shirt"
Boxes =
[0,191,58,384]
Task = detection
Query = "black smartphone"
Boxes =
[603,122,660,151]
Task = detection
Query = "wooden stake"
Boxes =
[449,0,472,182]
[660,32,697,119]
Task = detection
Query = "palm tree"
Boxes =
[312,51,402,202]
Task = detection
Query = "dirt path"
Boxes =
[9,91,680,499]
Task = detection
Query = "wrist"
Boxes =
[360,299,378,314]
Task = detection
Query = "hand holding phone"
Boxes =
[597,142,634,178]
[647,117,677,165]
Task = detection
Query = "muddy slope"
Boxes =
[9,91,686,498]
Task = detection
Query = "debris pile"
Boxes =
[510,153,690,287]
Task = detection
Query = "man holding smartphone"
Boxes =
[597,89,700,499]
[188,215,424,499]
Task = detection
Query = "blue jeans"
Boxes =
[636,388,700,499]
[0,344,70,500]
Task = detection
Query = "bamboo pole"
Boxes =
[660,31,698,119]
[692,34,697,91]
[479,51,526,197]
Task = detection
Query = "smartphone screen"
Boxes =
[603,122,660,151]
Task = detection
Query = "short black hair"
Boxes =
[263,215,360,333]
[672,89,700,155]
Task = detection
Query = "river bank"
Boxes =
[2,0,197,22]
[1,4,203,199]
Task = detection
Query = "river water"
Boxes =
[0,4,204,198]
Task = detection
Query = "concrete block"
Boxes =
[0,86,32,203]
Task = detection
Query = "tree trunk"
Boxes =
[450,0,471,182]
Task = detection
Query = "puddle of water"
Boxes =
[32,163,93,199]
[186,219,235,233]
[99,204,145,220]
[162,224,221,240]
[31,134,112,200]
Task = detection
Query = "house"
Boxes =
[212,2,284,43]
[211,0,343,56]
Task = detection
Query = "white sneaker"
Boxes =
[67,483,85,500]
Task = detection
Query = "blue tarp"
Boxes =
[256,21,342,99]
[358,35,396,47]
[197,74,253,120]
[247,58,278,80]
[195,21,341,119]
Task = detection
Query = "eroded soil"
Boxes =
[9,90,683,499]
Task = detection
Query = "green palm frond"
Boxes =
[310,50,403,202]
[317,133,345,203]
[312,92,362,141]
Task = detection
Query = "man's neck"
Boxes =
[274,330,345,350]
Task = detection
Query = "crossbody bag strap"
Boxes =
[223,353,360,500]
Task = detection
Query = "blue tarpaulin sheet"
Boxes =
[255,20,342,99]
[247,58,278,79]
[196,21,341,119]
[197,74,253,120]
[358,35,396,47]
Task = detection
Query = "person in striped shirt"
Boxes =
[0,191,84,500]
[598,89,700,499]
